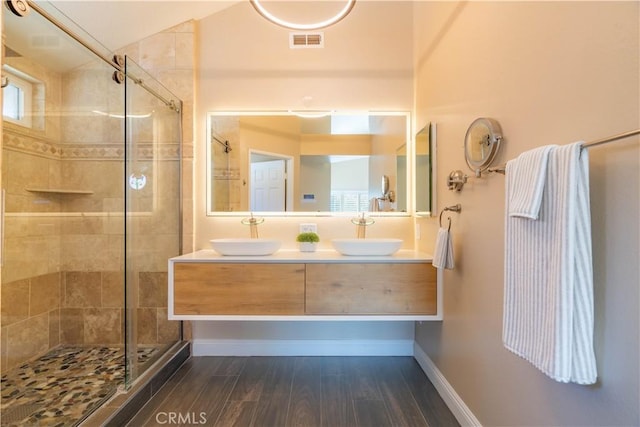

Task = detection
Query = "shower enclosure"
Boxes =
[1,2,182,425]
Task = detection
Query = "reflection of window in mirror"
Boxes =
[415,123,434,214]
[300,155,370,212]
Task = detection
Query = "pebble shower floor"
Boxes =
[1,346,157,426]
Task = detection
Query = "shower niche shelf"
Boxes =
[26,188,94,195]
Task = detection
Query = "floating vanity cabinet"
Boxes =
[305,263,436,315]
[172,263,305,315]
[168,250,440,320]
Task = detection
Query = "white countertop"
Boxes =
[170,249,432,264]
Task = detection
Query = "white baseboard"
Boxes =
[192,339,414,356]
[413,343,482,427]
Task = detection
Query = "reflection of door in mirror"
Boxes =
[250,154,287,211]
[415,123,434,214]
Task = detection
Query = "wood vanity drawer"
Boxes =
[305,263,436,315]
[173,263,305,315]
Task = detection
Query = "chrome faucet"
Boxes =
[351,213,375,239]
[241,213,264,238]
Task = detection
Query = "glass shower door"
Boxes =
[1,2,127,423]
[123,57,182,385]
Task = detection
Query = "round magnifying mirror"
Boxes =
[381,175,390,196]
[464,118,503,176]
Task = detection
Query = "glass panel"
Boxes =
[415,123,435,215]
[124,57,182,385]
[1,3,125,424]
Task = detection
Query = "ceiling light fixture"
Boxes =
[249,0,356,31]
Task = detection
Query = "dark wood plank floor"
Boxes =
[127,356,460,427]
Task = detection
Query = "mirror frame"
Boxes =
[415,122,436,217]
[206,111,413,217]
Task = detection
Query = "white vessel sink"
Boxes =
[331,238,403,256]
[210,238,281,256]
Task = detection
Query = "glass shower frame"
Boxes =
[123,57,183,386]
[0,1,183,423]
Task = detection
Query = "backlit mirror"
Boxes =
[206,111,410,215]
[415,123,435,215]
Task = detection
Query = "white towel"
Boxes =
[369,197,380,212]
[503,142,596,385]
[433,227,454,270]
[506,144,555,219]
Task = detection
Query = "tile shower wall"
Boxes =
[118,20,196,254]
[116,20,196,341]
[1,20,193,370]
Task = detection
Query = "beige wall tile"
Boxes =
[6,313,49,369]
[64,271,102,308]
[84,308,122,345]
[49,309,60,348]
[175,33,194,70]
[105,235,124,272]
[3,150,52,206]
[166,20,194,34]
[1,327,8,373]
[61,216,104,235]
[3,236,52,283]
[102,271,124,308]
[138,272,167,308]
[157,308,180,344]
[60,308,84,345]
[30,272,61,316]
[60,235,110,271]
[1,279,30,326]
[155,69,193,101]
[139,33,176,70]
[137,307,157,345]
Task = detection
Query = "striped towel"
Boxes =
[503,142,597,385]
[507,145,555,219]
[433,227,454,270]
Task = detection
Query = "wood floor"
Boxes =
[127,356,460,427]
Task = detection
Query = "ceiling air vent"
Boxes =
[289,32,324,49]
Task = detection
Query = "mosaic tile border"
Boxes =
[3,130,181,161]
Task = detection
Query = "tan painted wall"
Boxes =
[413,2,639,425]
[196,1,414,250]
[193,1,415,345]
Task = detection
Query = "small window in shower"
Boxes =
[2,66,35,128]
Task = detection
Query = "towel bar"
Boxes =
[489,128,639,175]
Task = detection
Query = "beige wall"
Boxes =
[196,1,415,251]
[413,2,639,426]
[194,1,416,345]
